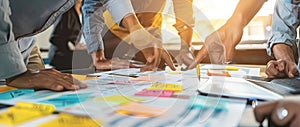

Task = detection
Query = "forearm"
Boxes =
[272,44,296,63]
[228,0,266,27]
[179,28,193,47]
[121,14,143,32]
[105,0,135,27]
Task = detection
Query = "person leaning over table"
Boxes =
[189,0,299,79]
[265,0,300,78]
[188,0,267,68]
[103,0,195,68]
[48,0,82,70]
[82,0,176,72]
[0,0,87,91]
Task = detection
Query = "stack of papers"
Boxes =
[0,65,267,126]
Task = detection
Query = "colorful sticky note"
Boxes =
[39,93,90,108]
[71,74,87,81]
[132,76,151,82]
[72,74,98,81]
[0,86,16,92]
[0,102,55,125]
[0,89,34,100]
[225,66,239,71]
[134,90,174,97]
[13,102,55,114]
[187,96,228,110]
[38,113,100,127]
[168,71,182,74]
[207,70,231,77]
[116,102,166,117]
[94,95,144,105]
[147,83,183,92]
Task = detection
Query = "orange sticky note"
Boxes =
[116,102,166,117]
[0,86,16,92]
[132,76,151,82]
[207,70,231,77]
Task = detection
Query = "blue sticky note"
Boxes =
[39,93,91,108]
[284,0,291,3]
[0,89,34,100]
[187,96,228,111]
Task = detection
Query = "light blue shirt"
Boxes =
[267,0,300,69]
[0,0,75,79]
[82,0,135,54]
[0,0,27,79]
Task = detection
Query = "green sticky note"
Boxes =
[94,95,144,105]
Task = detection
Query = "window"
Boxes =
[162,0,276,44]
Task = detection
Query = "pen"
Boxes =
[196,64,201,81]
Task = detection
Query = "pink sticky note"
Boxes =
[134,90,174,97]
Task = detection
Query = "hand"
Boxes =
[188,45,209,69]
[6,69,87,91]
[254,100,300,127]
[92,50,141,70]
[175,48,195,67]
[140,47,176,72]
[129,29,175,71]
[188,20,243,69]
[265,59,298,78]
[91,50,113,70]
[94,58,141,71]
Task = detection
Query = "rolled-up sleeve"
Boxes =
[82,0,135,54]
[267,0,299,58]
[82,0,106,54]
[0,0,26,79]
[104,0,135,25]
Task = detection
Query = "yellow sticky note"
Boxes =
[224,66,239,71]
[72,74,97,81]
[94,95,144,105]
[116,102,166,117]
[14,102,55,114]
[39,113,100,127]
[147,83,183,92]
[0,102,55,125]
[168,71,182,74]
